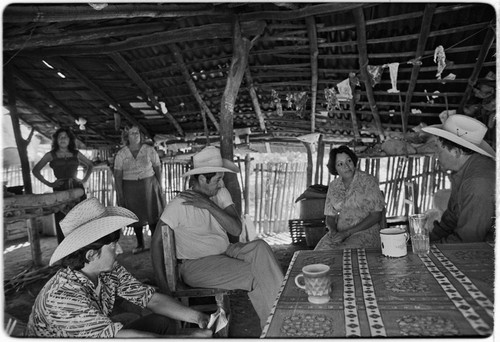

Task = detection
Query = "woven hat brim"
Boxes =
[422,124,496,159]
[50,207,138,265]
[182,159,239,177]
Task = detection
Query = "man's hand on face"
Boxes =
[179,190,213,209]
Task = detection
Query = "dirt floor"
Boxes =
[2,228,304,338]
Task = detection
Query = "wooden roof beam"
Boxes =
[4,22,167,51]
[240,3,363,21]
[244,67,267,133]
[168,43,220,133]
[49,57,151,139]
[403,4,436,133]
[3,4,223,23]
[459,25,496,112]
[353,7,385,140]
[109,53,184,137]
[25,21,266,57]
[10,66,112,144]
[306,16,318,133]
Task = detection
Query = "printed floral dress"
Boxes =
[315,170,385,250]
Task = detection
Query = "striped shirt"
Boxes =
[26,263,155,338]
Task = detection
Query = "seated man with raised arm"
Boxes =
[26,198,212,338]
[151,146,284,330]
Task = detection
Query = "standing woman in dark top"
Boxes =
[32,128,94,243]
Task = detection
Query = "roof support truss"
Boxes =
[109,52,184,137]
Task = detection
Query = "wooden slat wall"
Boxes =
[4,154,450,236]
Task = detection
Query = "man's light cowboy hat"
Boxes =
[183,146,240,177]
[422,114,495,159]
[49,198,138,265]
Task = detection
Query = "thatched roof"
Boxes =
[3,2,497,150]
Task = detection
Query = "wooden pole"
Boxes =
[244,154,251,215]
[306,16,318,133]
[220,19,255,218]
[302,141,313,187]
[459,25,495,112]
[353,7,385,140]
[4,64,33,194]
[402,4,436,132]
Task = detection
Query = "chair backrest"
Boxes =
[161,224,178,292]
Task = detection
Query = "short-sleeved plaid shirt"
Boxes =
[26,263,155,338]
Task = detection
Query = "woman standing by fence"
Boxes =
[32,128,93,243]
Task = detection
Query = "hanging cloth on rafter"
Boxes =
[386,63,400,93]
[336,78,353,101]
[367,65,384,87]
[434,45,446,80]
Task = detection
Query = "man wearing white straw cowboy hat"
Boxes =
[151,146,284,330]
[26,198,212,338]
[421,114,496,243]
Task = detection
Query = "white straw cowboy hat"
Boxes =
[422,114,495,159]
[183,146,239,177]
[49,198,138,265]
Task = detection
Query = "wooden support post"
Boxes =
[220,19,255,218]
[302,141,313,187]
[353,7,385,141]
[459,26,495,112]
[403,4,436,132]
[315,134,325,184]
[244,154,251,216]
[27,218,43,267]
[4,64,33,194]
[245,67,267,132]
[306,16,318,133]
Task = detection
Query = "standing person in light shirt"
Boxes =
[114,125,165,254]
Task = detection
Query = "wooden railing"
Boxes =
[3,154,450,237]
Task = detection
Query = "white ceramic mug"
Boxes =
[294,263,331,304]
[380,228,409,258]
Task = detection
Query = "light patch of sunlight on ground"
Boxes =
[4,241,30,254]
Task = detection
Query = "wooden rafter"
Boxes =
[169,43,220,133]
[4,22,167,51]
[306,16,318,133]
[109,53,184,137]
[240,3,363,21]
[353,7,385,140]
[459,25,496,112]
[3,4,222,23]
[26,21,267,57]
[403,4,436,133]
[245,67,266,132]
[11,65,111,144]
[49,57,151,139]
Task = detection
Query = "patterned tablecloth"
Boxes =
[261,243,494,338]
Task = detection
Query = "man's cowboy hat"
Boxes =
[49,198,138,265]
[183,146,240,177]
[422,114,495,159]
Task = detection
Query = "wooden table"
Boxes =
[261,243,494,338]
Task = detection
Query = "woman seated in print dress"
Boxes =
[315,145,385,250]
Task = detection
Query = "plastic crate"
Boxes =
[288,218,326,247]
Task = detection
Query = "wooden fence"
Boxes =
[3,154,450,237]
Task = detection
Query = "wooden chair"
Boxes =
[160,224,231,337]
